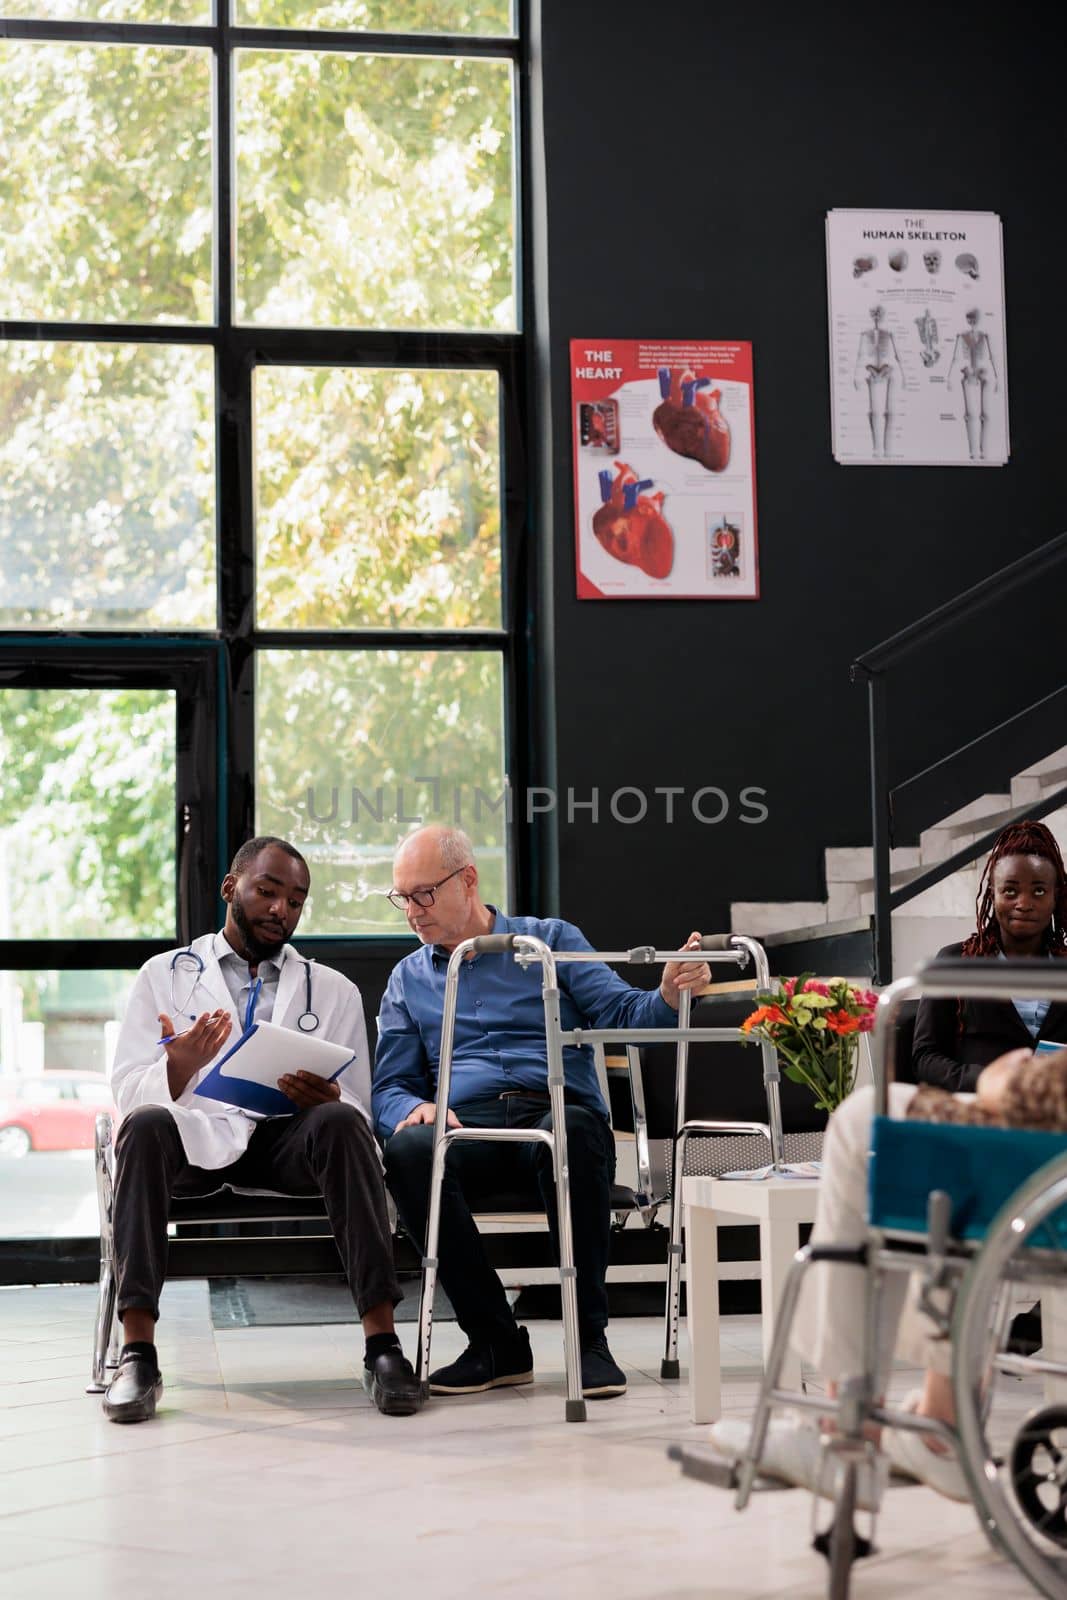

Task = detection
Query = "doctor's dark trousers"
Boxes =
[112,1102,402,1320]
[384,1094,616,1346]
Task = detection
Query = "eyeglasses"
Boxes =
[387,865,467,912]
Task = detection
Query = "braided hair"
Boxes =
[960,820,1067,960]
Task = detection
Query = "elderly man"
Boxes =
[373,824,709,1400]
[105,836,422,1422]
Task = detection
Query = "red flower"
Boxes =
[741,1003,788,1034]
[825,1009,861,1035]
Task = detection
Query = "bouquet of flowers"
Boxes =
[741,976,879,1114]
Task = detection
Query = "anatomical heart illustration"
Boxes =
[592,461,674,579]
[653,368,731,472]
[570,337,758,599]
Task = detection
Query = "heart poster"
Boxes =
[570,338,760,600]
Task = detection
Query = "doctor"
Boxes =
[105,835,422,1422]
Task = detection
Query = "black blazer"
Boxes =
[911,942,1067,1092]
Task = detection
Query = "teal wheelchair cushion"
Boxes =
[869,1117,1067,1246]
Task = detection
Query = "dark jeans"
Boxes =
[112,1102,402,1322]
[384,1094,615,1347]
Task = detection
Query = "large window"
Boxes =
[0,1,525,1248]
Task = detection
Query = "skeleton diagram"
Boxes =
[853,306,905,458]
[915,309,940,368]
[946,308,998,460]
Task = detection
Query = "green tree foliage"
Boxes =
[0,341,215,630]
[236,51,514,330]
[257,650,506,933]
[0,689,176,939]
[256,365,500,629]
[236,1,511,37]
[0,19,513,937]
[0,41,213,324]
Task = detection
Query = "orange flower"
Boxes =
[824,1010,861,1035]
[741,1004,787,1034]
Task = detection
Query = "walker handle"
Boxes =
[698,934,735,951]
[470,933,518,954]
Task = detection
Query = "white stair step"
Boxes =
[920,821,994,865]
[936,792,1011,831]
[1011,767,1067,805]
[1015,746,1067,781]
[891,913,976,974]
[825,846,920,884]
[730,902,827,938]
[861,865,981,918]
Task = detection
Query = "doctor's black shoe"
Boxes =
[102,1351,163,1424]
[363,1347,425,1416]
[429,1325,534,1394]
[580,1334,626,1398]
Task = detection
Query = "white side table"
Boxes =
[682,1174,820,1424]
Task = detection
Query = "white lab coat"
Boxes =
[109,932,373,1171]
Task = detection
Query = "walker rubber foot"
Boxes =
[661,1358,681,1379]
[668,1443,739,1489]
[566,1399,587,1423]
[812,1528,874,1562]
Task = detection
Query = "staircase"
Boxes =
[732,745,1067,978]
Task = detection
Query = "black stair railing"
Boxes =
[851,530,1067,985]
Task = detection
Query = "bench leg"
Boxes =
[87,1264,117,1394]
[88,1110,118,1394]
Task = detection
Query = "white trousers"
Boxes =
[792,1083,1067,1396]
[791,1083,950,1386]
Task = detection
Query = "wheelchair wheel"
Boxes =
[953,1150,1067,1600]
[1010,1406,1067,1548]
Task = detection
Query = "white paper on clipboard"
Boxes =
[213,1019,355,1087]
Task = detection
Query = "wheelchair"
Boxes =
[672,956,1067,1600]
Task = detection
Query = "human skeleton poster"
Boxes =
[826,208,1008,466]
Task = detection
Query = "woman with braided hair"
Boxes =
[911,820,1067,1092]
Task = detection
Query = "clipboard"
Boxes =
[193,1019,355,1117]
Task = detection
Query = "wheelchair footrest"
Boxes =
[667,1442,740,1490]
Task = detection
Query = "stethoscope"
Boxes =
[169,947,320,1033]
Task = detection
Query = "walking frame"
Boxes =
[415,930,783,1422]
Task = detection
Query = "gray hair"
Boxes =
[394,824,476,874]
[435,826,476,873]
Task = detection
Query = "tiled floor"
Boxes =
[0,1283,1047,1599]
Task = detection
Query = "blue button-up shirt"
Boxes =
[998,950,1053,1039]
[372,909,677,1138]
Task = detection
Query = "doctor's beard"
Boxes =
[229,885,287,963]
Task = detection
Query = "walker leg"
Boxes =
[662,997,691,1378]
[540,978,586,1421]
[660,1131,688,1379]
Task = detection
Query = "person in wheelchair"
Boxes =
[104,836,423,1423]
[709,1041,1067,1507]
[374,823,710,1401]
[911,818,1067,1358]
[912,820,1067,1091]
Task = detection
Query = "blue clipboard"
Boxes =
[193,1022,354,1117]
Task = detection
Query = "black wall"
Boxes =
[535,0,1066,951]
